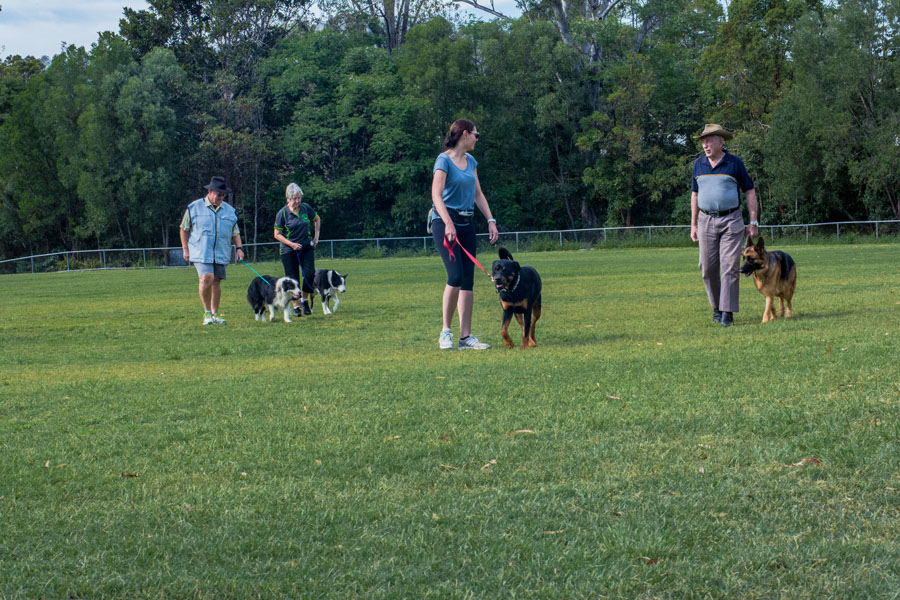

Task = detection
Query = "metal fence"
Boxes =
[2,220,899,275]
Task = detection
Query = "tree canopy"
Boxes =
[0,0,896,260]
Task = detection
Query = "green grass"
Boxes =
[1,245,898,598]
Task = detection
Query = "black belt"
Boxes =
[699,206,739,218]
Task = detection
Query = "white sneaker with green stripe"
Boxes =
[439,329,454,350]
[202,311,216,325]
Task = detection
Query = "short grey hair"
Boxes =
[286,183,303,199]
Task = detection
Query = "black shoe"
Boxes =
[302,301,311,316]
[720,312,734,327]
[712,309,722,324]
[293,306,303,317]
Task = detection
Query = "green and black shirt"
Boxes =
[274,203,317,255]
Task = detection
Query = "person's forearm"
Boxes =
[180,229,190,251]
[745,189,758,221]
[690,192,699,226]
[475,193,493,221]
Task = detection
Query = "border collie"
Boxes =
[246,275,301,322]
[312,269,347,315]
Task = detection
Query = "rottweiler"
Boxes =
[739,236,797,323]
[491,247,542,349]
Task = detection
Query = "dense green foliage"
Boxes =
[0,0,898,261]
[1,246,898,596]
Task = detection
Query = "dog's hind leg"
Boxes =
[331,292,340,313]
[514,313,526,347]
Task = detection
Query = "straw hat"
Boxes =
[695,124,733,140]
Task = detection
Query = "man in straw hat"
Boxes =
[180,176,245,325]
[690,124,759,327]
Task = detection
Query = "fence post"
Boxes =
[805,225,809,243]
[376,239,379,253]
[143,249,147,268]
[648,226,652,244]
[516,232,519,252]
[66,252,70,271]
[836,223,840,240]
[559,231,563,247]
[331,241,334,260]
[102,250,106,269]
[31,256,35,273]
[603,228,607,243]
[875,222,878,240]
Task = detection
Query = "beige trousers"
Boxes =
[698,210,745,313]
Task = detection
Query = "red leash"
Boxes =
[443,236,489,277]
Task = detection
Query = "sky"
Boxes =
[0,0,521,61]
[0,0,150,60]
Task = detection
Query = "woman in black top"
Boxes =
[274,183,321,316]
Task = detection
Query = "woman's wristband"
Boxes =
[487,218,497,224]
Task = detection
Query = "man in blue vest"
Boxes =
[180,176,245,325]
[690,124,759,327]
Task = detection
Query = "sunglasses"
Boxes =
[468,131,479,139]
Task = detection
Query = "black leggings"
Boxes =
[281,247,315,293]
[432,220,476,291]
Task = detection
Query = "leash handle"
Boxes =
[443,237,489,277]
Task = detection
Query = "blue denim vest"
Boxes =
[186,198,238,264]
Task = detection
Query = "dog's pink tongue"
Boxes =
[743,273,751,278]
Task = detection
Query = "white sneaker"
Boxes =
[439,329,454,350]
[458,334,490,350]
[202,311,216,325]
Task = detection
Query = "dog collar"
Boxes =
[498,272,520,295]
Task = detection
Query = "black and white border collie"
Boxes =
[246,275,302,322]
[312,269,347,315]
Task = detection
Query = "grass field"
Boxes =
[1,244,898,599]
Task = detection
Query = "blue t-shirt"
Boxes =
[433,152,478,215]
[691,152,754,213]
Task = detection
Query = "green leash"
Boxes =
[239,260,273,286]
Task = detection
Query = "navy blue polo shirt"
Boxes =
[691,152,754,213]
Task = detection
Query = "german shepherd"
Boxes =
[739,236,797,323]
[491,247,542,349]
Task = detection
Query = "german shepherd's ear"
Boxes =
[498,247,514,261]
[746,236,755,248]
[755,236,765,251]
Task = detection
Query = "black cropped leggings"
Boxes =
[432,220,477,292]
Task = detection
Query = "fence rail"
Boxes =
[2,220,899,275]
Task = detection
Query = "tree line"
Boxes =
[0,0,897,260]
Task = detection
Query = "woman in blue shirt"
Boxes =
[431,119,500,350]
